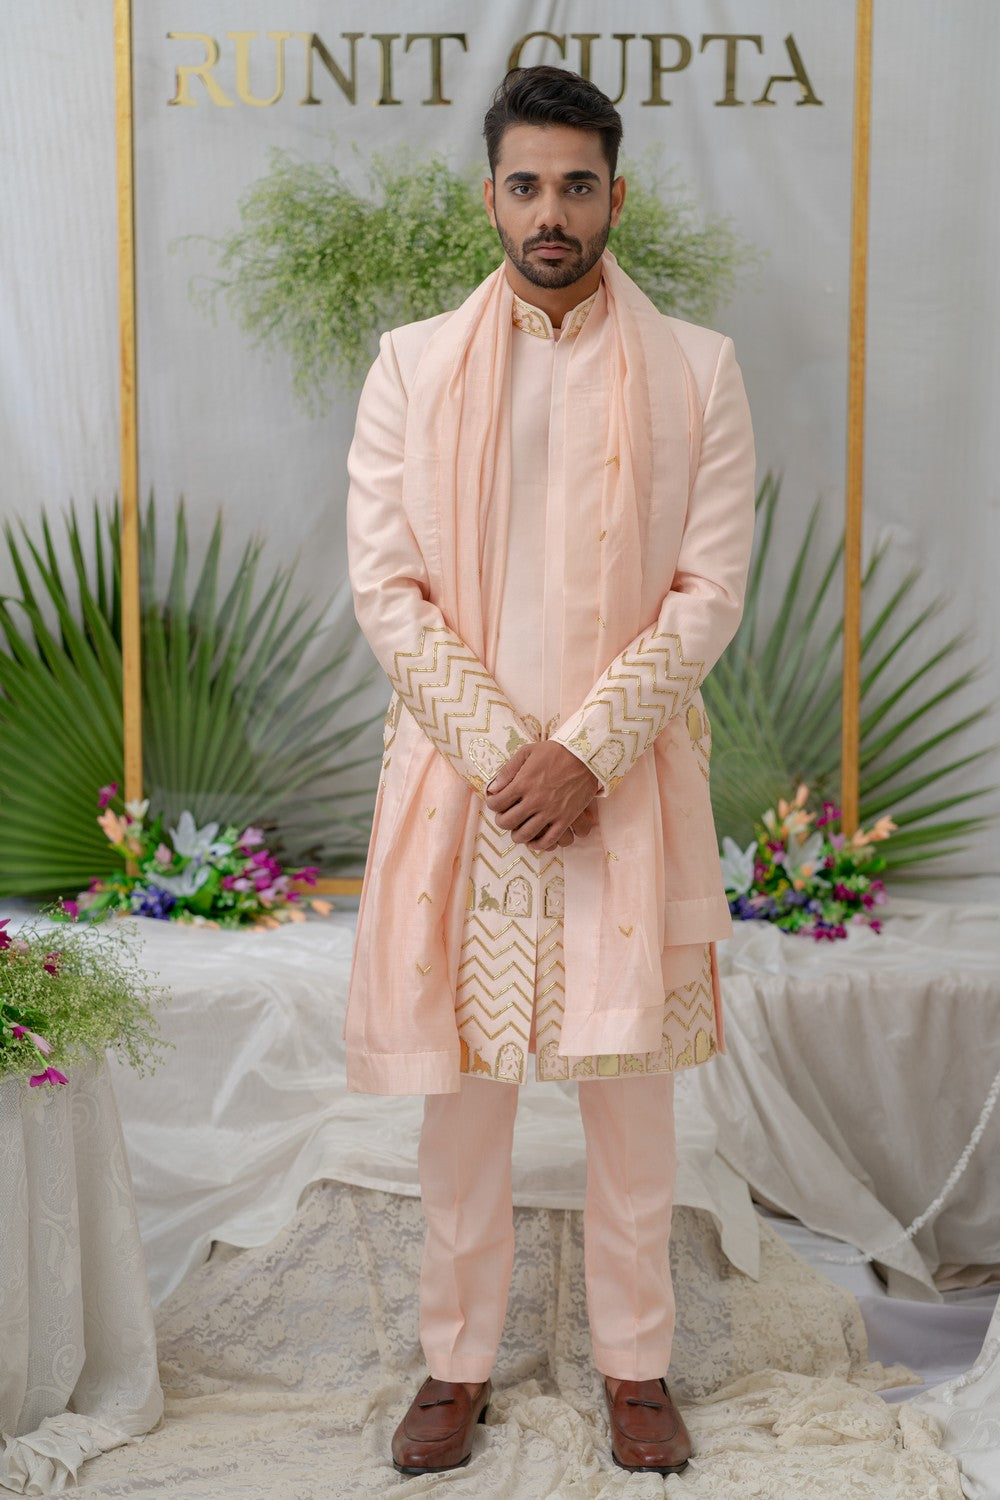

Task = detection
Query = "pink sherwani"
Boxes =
[346,260,755,1095]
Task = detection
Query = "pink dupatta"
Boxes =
[347,254,707,1092]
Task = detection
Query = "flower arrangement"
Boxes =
[62,785,333,928]
[720,784,895,940]
[0,915,166,1086]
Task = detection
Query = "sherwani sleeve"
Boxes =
[550,335,755,793]
[347,331,533,795]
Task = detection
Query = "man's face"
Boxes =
[484,124,625,295]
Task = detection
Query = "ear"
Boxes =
[483,176,497,227]
[610,176,626,229]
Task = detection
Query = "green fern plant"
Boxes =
[201,148,752,407]
[705,475,995,868]
[0,500,379,895]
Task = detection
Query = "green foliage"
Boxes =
[0,500,378,895]
[610,166,748,325]
[705,475,996,869]
[203,147,753,407]
[0,916,167,1082]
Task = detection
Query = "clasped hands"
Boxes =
[485,741,599,852]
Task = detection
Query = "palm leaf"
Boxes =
[705,475,995,868]
[0,497,380,894]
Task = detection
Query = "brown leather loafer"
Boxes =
[391,1376,492,1475]
[604,1377,691,1475]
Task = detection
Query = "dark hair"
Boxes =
[483,66,623,181]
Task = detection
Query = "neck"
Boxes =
[502,259,603,328]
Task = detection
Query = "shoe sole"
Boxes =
[391,1404,489,1476]
[612,1451,690,1476]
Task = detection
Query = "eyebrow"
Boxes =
[501,169,602,185]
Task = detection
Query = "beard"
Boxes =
[493,213,612,291]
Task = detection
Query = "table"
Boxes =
[0,1058,162,1495]
[687,898,1000,1299]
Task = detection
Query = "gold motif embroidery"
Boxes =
[589,739,624,783]
[390,627,528,793]
[416,962,431,976]
[555,630,706,793]
[511,291,597,341]
[457,827,719,1085]
[543,877,564,918]
[417,891,432,905]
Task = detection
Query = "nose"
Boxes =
[532,189,568,230]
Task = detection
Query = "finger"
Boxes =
[486,745,531,797]
[492,800,526,831]
[509,813,557,847]
[555,828,575,848]
[572,807,597,837]
[486,781,526,815]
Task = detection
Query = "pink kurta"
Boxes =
[346,256,756,1095]
[456,288,715,1084]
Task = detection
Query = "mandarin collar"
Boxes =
[511,288,599,342]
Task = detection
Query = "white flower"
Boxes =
[169,810,221,859]
[125,798,149,821]
[720,837,756,895]
[153,864,212,898]
[785,831,823,880]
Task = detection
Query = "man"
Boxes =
[346,66,755,1478]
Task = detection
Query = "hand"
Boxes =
[485,741,599,852]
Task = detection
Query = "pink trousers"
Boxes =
[417,1072,677,1382]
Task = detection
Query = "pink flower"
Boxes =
[816,800,842,829]
[42,952,61,975]
[829,833,846,850]
[155,843,173,865]
[12,1026,52,1055]
[61,900,80,920]
[869,918,883,933]
[0,919,10,950]
[97,783,118,808]
[238,827,265,849]
[294,867,319,886]
[29,1067,68,1087]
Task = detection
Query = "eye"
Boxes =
[568,184,593,195]
[510,183,534,196]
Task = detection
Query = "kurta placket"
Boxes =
[455,292,718,1086]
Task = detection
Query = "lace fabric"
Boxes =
[69,1181,962,1498]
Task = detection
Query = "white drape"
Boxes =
[1,2,996,879]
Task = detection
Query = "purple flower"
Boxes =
[42,952,61,975]
[97,783,118,808]
[129,886,177,920]
[869,918,883,934]
[833,882,859,904]
[294,867,319,887]
[0,919,10,950]
[12,1025,52,1055]
[61,900,80,921]
[29,1066,68,1087]
[815,801,842,829]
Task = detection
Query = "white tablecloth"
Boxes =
[89,912,758,1306]
[690,899,1000,1299]
[0,1059,162,1495]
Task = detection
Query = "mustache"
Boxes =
[523,230,582,253]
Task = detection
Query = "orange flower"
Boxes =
[97,810,128,846]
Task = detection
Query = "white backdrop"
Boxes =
[1,2,997,880]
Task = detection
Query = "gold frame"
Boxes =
[114,4,873,880]
[842,0,873,833]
